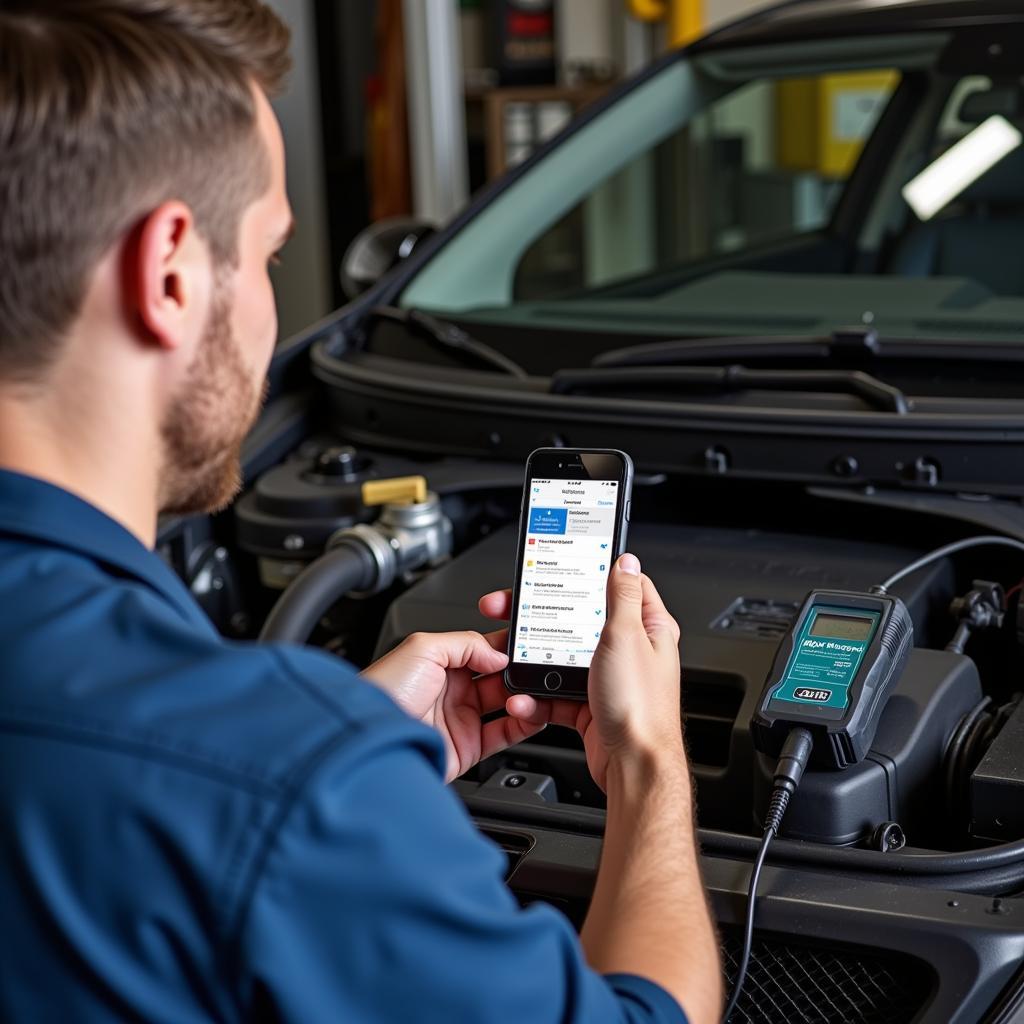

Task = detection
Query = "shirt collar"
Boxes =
[0,469,213,630]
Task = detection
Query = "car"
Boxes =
[166,2,1024,1021]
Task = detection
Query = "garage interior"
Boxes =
[268,0,775,338]
[8,2,1024,1023]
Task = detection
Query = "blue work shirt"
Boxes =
[0,470,687,1024]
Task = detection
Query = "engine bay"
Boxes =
[171,434,1024,853]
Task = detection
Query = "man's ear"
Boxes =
[129,201,209,352]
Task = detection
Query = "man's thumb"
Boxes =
[605,554,643,632]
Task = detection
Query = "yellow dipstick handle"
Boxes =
[362,476,428,507]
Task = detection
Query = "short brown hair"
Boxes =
[0,0,291,382]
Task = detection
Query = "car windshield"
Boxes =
[399,30,1024,346]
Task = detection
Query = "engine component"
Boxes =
[946,579,1005,655]
[235,442,378,566]
[943,694,1022,836]
[970,698,1024,843]
[479,769,559,805]
[260,480,453,644]
[870,821,906,852]
[185,542,245,632]
[236,445,524,588]
[753,649,981,845]
[339,484,453,596]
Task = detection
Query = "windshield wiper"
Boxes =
[364,306,529,380]
[593,327,1024,370]
[593,328,881,370]
[552,364,911,414]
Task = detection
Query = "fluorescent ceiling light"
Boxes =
[901,114,1023,221]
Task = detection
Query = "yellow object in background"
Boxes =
[777,71,900,179]
[362,476,428,507]
[625,0,704,49]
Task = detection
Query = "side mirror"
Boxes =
[340,217,435,299]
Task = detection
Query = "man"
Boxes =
[0,3,721,1023]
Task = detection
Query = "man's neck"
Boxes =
[0,384,161,549]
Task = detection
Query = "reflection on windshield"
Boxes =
[903,115,1023,221]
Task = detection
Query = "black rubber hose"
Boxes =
[260,541,378,645]
[945,697,991,830]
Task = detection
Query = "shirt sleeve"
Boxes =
[231,723,688,1024]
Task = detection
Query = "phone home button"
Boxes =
[543,671,563,691]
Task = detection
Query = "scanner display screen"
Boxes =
[810,613,874,642]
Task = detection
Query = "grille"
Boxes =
[723,931,933,1024]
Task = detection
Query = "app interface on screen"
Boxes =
[513,477,619,669]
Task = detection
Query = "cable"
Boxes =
[945,621,973,655]
[876,536,1024,594]
[722,728,813,1024]
[722,831,772,1024]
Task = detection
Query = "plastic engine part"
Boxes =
[753,649,981,846]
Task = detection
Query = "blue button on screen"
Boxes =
[529,508,568,534]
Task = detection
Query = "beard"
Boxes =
[158,284,266,517]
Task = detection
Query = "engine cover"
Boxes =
[754,648,980,846]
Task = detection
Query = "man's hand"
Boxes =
[496,553,683,790]
[365,554,681,790]
[361,629,551,783]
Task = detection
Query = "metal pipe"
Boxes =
[402,0,469,223]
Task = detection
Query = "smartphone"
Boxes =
[504,448,634,700]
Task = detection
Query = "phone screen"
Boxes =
[511,476,620,670]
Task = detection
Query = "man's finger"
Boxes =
[482,627,509,655]
[458,632,509,676]
[475,675,580,721]
[478,589,512,622]
[640,574,681,650]
[405,630,508,676]
[604,553,644,637]
[505,693,583,731]
[475,672,513,716]
[480,714,547,762]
